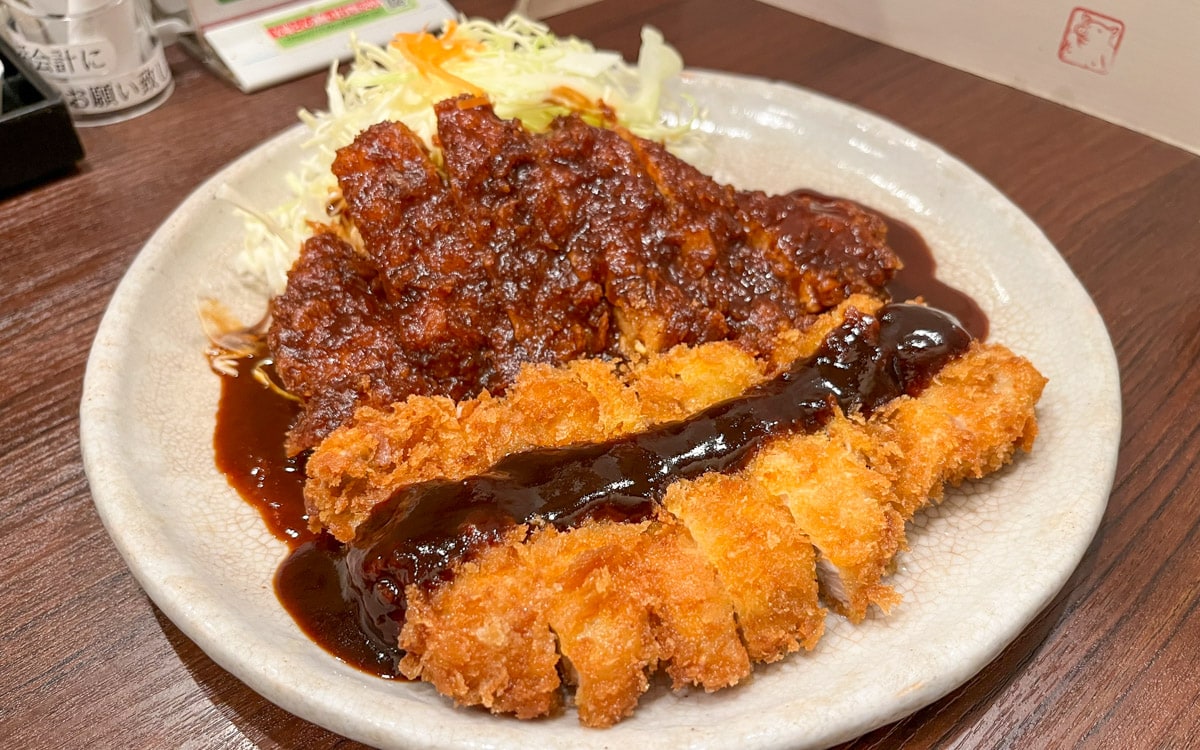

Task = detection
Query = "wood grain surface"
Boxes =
[2,0,1197,747]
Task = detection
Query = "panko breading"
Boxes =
[865,344,1045,519]
[305,357,647,541]
[396,526,562,720]
[662,471,827,661]
[400,519,753,727]
[749,424,905,622]
[317,300,1045,726]
[306,294,886,540]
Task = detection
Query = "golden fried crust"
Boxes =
[663,472,826,661]
[640,520,751,691]
[323,298,1046,725]
[537,521,750,726]
[398,527,561,719]
[400,520,752,728]
[307,396,467,541]
[306,359,647,540]
[467,358,646,448]
[866,342,1047,519]
[764,294,884,374]
[532,524,661,727]
[749,423,905,622]
[628,340,764,424]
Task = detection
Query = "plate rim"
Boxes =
[80,68,1121,750]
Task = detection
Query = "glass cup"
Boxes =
[0,0,173,126]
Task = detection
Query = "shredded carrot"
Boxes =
[390,21,485,96]
[549,86,616,124]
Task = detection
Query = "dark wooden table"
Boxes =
[3,0,1198,746]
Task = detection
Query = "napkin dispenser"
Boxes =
[0,35,85,193]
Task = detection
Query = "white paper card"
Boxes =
[193,0,456,91]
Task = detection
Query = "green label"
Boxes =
[266,0,415,48]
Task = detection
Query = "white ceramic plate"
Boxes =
[80,71,1120,750]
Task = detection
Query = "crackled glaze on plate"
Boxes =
[80,71,1120,750]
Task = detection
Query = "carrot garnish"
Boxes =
[390,21,486,96]
[549,86,616,125]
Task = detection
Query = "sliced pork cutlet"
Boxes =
[329,118,503,388]
[327,115,617,399]
[397,526,562,720]
[663,470,827,661]
[865,342,1047,519]
[344,97,904,365]
[637,519,752,692]
[399,519,750,728]
[434,99,734,356]
[302,297,895,540]
[536,521,749,726]
[272,101,902,449]
[270,122,499,454]
[528,523,663,727]
[428,99,619,378]
[340,298,1045,725]
[304,357,650,541]
[749,422,906,622]
[734,189,899,317]
[432,96,902,357]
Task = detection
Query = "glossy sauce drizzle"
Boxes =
[214,205,985,677]
[882,212,989,340]
[344,303,971,666]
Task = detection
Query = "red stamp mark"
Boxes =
[1059,7,1125,74]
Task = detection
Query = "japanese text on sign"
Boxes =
[3,37,118,79]
[59,49,172,115]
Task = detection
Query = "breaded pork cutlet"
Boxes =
[662,470,827,661]
[268,100,901,452]
[400,520,752,727]
[864,345,1045,519]
[304,357,646,540]
[749,424,906,621]
[320,300,1045,725]
[304,294,886,540]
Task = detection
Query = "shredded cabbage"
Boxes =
[229,15,701,295]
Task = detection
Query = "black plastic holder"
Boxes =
[1,35,86,194]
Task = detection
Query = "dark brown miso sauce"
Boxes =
[213,356,398,676]
[212,356,310,543]
[275,533,401,677]
[212,202,988,678]
[881,213,990,341]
